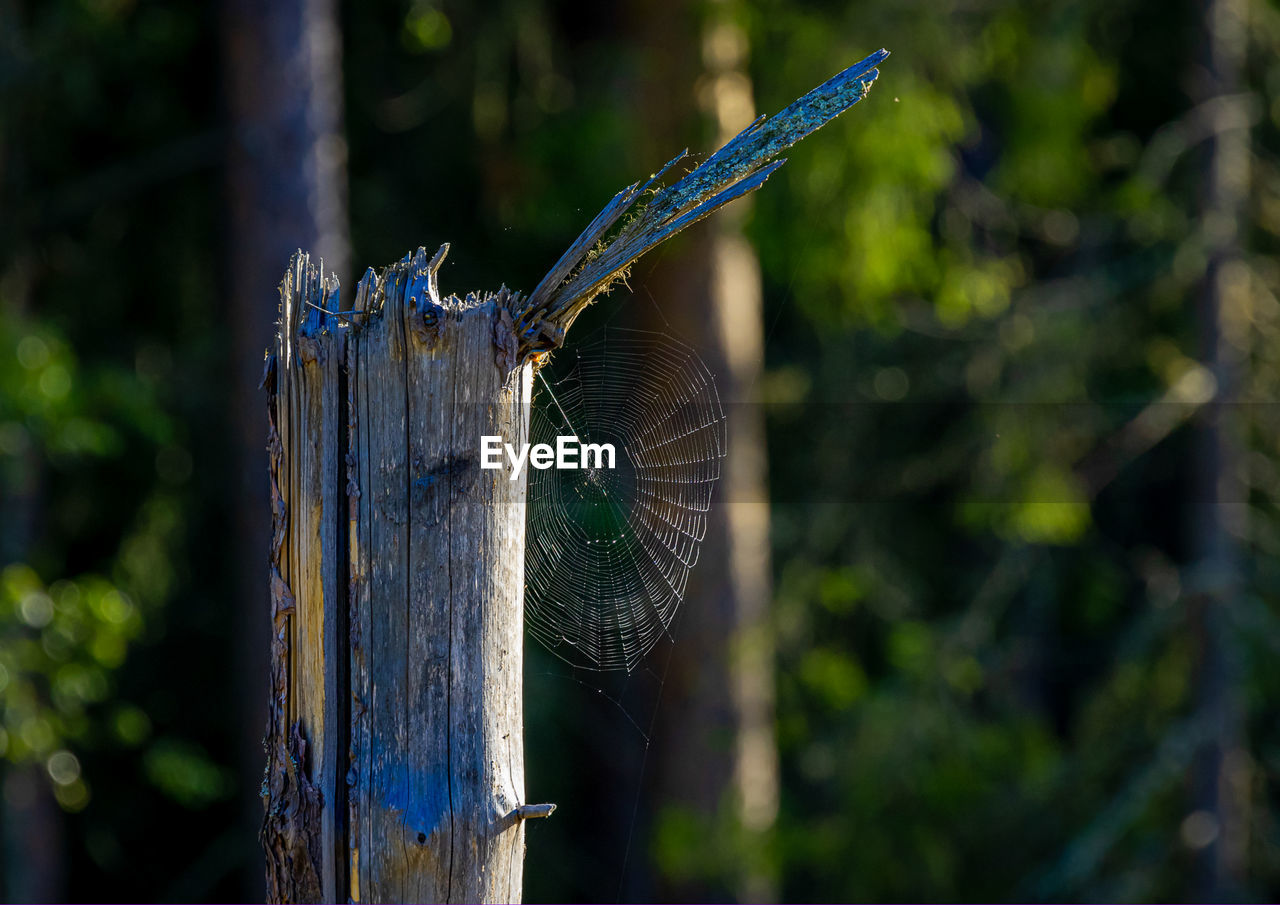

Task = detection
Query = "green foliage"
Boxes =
[1,1,239,895]
[142,738,234,809]
[0,566,136,761]
[746,0,1280,897]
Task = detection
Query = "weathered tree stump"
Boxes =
[263,248,533,904]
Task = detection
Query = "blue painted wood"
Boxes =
[516,48,889,349]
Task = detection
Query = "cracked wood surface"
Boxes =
[263,256,344,905]
[264,250,531,903]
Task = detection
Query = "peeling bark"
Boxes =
[262,723,326,904]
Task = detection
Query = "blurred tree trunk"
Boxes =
[0,12,61,899]
[626,1,778,900]
[0,1,61,861]
[1189,0,1250,897]
[0,265,64,904]
[220,0,349,897]
[2,765,63,903]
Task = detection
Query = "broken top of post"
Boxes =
[511,48,888,356]
[286,47,887,358]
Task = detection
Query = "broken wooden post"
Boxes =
[263,247,536,904]
[259,49,888,904]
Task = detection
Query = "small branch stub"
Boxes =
[512,803,556,820]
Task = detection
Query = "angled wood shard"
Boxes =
[512,47,890,357]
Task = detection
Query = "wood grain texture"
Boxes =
[348,250,533,903]
[266,248,532,904]
[263,253,346,905]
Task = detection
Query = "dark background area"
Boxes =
[3,0,1279,901]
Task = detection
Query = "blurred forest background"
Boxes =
[3,0,1280,901]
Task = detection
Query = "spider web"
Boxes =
[524,328,726,672]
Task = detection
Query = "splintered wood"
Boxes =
[263,249,532,904]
